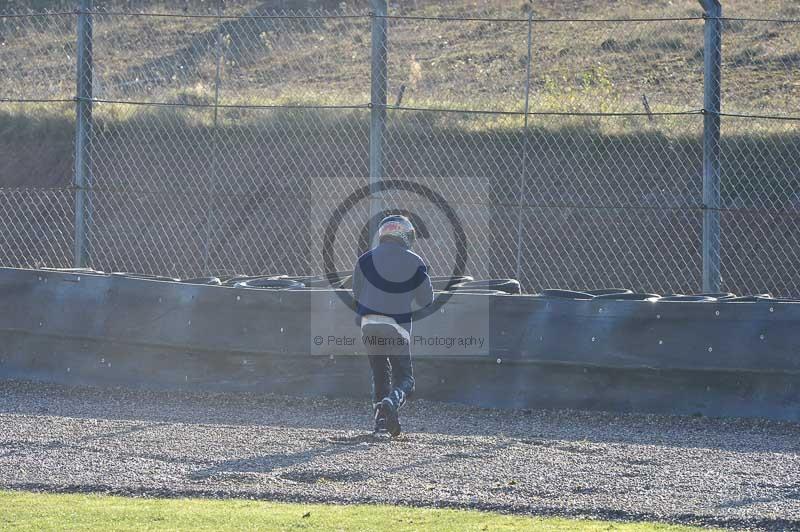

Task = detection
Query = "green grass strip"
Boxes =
[0,489,720,531]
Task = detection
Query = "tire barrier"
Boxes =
[42,267,105,275]
[699,292,737,300]
[430,275,474,291]
[1,267,798,421]
[659,295,718,302]
[446,289,506,295]
[233,278,305,290]
[323,272,354,289]
[179,277,222,286]
[593,292,662,301]
[221,274,288,287]
[723,294,774,303]
[539,289,595,300]
[224,273,352,289]
[450,278,521,295]
[585,288,634,296]
[111,272,180,282]
[281,273,352,289]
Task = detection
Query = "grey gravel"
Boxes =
[0,379,799,530]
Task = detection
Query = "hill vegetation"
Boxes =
[0,0,797,295]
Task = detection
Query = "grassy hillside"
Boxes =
[2,0,798,112]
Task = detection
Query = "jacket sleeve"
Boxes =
[414,263,434,309]
[351,260,364,326]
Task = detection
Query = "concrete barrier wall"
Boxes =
[0,267,798,420]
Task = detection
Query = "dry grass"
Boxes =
[1,0,797,116]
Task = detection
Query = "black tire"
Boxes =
[584,288,633,296]
[281,276,333,288]
[430,275,474,291]
[43,267,105,275]
[594,292,662,301]
[721,294,774,303]
[658,295,717,302]
[180,277,222,286]
[447,289,505,295]
[697,292,736,300]
[305,277,342,288]
[221,274,287,287]
[450,279,521,295]
[234,278,305,290]
[285,272,350,289]
[538,289,594,300]
[111,272,179,282]
[308,271,352,289]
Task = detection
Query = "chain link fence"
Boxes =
[1,0,798,296]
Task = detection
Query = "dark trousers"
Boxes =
[362,323,415,408]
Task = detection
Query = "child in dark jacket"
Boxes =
[352,215,434,436]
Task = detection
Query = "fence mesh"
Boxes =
[1,2,799,298]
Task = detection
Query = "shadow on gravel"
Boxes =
[1,380,800,455]
[182,433,513,487]
[188,443,376,483]
[716,482,800,511]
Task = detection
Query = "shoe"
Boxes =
[380,397,401,437]
[373,402,388,433]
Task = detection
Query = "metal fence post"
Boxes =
[516,8,533,282]
[202,0,224,274]
[74,0,93,268]
[369,0,388,244]
[701,0,722,293]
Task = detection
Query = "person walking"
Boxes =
[351,214,434,436]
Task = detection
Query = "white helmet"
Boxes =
[378,214,415,247]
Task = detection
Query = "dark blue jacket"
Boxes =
[352,241,434,335]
